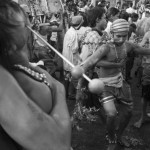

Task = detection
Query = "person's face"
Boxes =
[101,1,106,7]
[8,10,30,50]
[111,13,119,22]
[132,17,138,22]
[87,0,91,6]
[78,1,84,8]
[97,13,107,31]
[113,31,128,46]
[107,12,119,22]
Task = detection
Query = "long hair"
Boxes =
[0,0,27,55]
[86,6,105,27]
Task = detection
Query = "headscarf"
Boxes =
[110,19,129,33]
[70,15,84,30]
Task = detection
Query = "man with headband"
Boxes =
[77,19,150,150]
[0,0,71,150]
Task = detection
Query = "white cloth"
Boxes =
[62,27,80,71]
[30,61,44,67]
[99,72,123,88]
[126,7,136,14]
[105,21,112,38]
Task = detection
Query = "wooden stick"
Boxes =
[27,26,91,82]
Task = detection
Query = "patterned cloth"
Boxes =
[80,30,105,61]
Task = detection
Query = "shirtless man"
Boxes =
[134,30,150,128]
[0,1,71,149]
[77,19,150,150]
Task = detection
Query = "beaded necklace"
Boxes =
[114,43,127,63]
[12,64,50,88]
[113,44,127,78]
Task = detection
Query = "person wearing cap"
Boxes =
[0,1,71,150]
[76,19,150,150]
[62,15,84,99]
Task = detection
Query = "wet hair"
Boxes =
[80,13,89,27]
[0,0,27,55]
[86,6,105,27]
[119,10,129,21]
[106,7,120,20]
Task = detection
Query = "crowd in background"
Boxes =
[13,0,149,114]
[23,0,150,111]
[1,0,150,150]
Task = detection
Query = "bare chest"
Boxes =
[12,71,53,114]
[107,45,127,62]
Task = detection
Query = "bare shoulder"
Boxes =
[101,43,111,50]
[125,41,139,52]
[97,43,110,55]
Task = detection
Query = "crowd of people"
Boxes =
[1,0,150,150]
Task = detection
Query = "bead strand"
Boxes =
[13,64,50,88]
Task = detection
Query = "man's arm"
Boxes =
[139,31,150,47]
[96,59,126,68]
[81,44,109,71]
[126,41,150,56]
[0,66,71,150]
